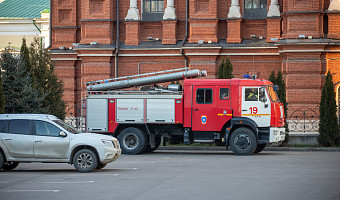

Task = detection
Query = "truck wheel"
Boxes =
[254,144,266,153]
[0,152,4,170]
[2,162,19,170]
[73,149,98,173]
[118,127,147,155]
[144,136,161,153]
[229,127,257,155]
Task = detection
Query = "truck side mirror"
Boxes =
[273,85,279,91]
[260,97,267,103]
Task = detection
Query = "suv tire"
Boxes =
[73,149,98,173]
[3,162,19,170]
[0,152,4,170]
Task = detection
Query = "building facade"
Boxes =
[50,0,340,135]
[0,0,50,52]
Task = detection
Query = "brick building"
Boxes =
[50,0,340,136]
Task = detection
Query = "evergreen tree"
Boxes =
[218,58,226,79]
[218,57,234,79]
[225,56,234,79]
[318,71,340,146]
[268,71,277,85]
[0,51,48,114]
[0,69,4,114]
[20,37,32,74]
[277,70,289,133]
[29,37,66,119]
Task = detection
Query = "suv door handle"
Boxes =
[35,140,42,143]
[4,138,12,141]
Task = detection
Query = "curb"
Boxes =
[158,146,340,152]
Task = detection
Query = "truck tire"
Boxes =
[144,136,161,153]
[254,144,266,153]
[73,149,98,173]
[118,127,147,155]
[2,162,19,170]
[229,127,257,155]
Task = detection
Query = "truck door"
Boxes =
[241,87,270,127]
[192,87,216,131]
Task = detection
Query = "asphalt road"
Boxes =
[0,150,339,200]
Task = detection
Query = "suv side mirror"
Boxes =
[59,131,67,137]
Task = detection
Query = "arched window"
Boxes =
[244,0,267,19]
[142,0,164,21]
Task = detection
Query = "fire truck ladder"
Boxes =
[85,68,207,91]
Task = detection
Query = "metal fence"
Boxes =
[65,103,85,131]
[287,105,320,134]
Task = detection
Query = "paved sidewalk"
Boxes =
[158,146,340,152]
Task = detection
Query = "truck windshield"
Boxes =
[266,85,279,102]
[53,120,81,134]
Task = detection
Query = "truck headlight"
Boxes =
[102,140,114,147]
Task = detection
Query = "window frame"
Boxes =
[7,119,32,135]
[142,0,164,21]
[244,0,267,20]
[219,88,230,100]
[196,88,213,104]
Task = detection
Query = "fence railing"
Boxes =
[287,105,319,134]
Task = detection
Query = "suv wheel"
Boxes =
[73,149,98,173]
[0,152,4,170]
[3,162,19,170]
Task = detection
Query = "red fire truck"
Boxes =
[85,68,286,155]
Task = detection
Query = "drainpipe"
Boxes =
[180,0,188,69]
[33,19,43,49]
[46,0,52,49]
[114,0,120,78]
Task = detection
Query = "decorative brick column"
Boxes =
[327,1,340,39]
[125,21,140,45]
[227,19,242,43]
[227,0,242,43]
[162,20,177,44]
[266,17,281,42]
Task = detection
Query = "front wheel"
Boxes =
[73,149,98,173]
[0,152,5,170]
[2,162,19,170]
[254,144,266,153]
[229,127,257,155]
[118,127,147,155]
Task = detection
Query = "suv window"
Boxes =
[0,120,7,132]
[8,119,30,135]
[35,120,62,136]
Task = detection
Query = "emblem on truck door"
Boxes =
[201,115,207,124]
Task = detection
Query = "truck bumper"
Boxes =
[269,127,286,143]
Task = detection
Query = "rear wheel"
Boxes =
[73,149,98,173]
[229,127,257,155]
[2,162,19,170]
[0,152,4,170]
[254,144,266,153]
[118,127,147,155]
[144,136,161,153]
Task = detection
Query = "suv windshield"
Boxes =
[53,120,81,134]
[266,85,279,102]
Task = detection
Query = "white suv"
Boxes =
[0,114,121,172]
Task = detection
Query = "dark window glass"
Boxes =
[0,120,7,132]
[143,0,164,21]
[197,89,213,104]
[8,119,30,135]
[244,0,267,19]
[220,88,230,100]
[245,88,259,101]
[35,121,62,137]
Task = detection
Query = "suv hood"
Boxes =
[76,132,116,140]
